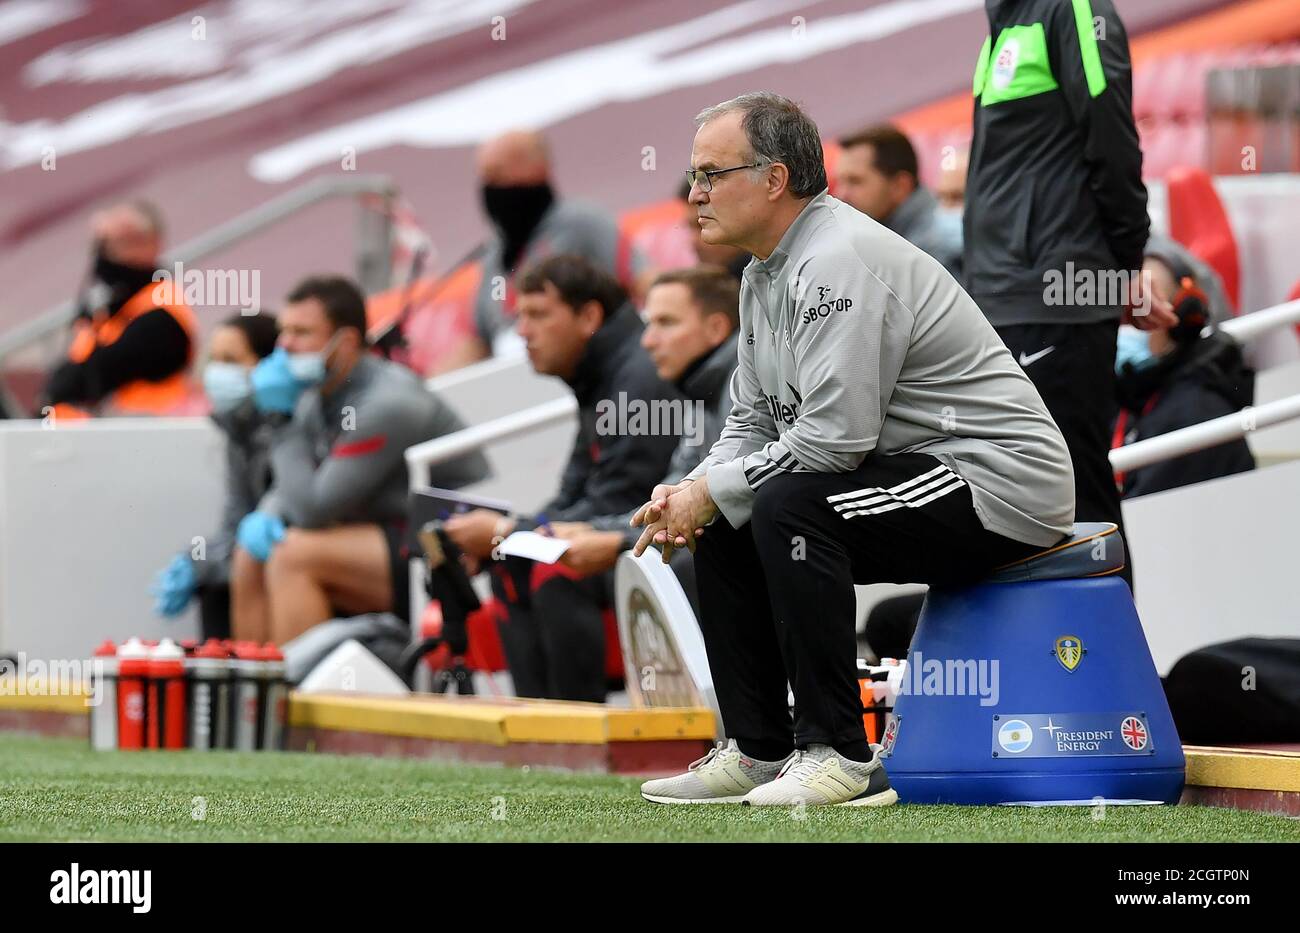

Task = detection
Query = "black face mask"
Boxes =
[93,248,155,293]
[481,183,554,270]
[76,246,154,319]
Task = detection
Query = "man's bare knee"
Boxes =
[231,547,265,590]
[266,528,313,578]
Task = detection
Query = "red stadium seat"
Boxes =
[1165,165,1241,313]
[452,578,626,686]
[465,601,508,673]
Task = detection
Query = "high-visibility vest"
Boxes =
[57,281,198,418]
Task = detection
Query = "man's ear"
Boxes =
[335,325,365,357]
[341,326,361,352]
[578,299,604,337]
[767,162,791,201]
[704,311,732,346]
[890,172,916,210]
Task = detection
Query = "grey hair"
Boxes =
[694,92,827,199]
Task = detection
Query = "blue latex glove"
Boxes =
[236,511,287,562]
[250,347,307,414]
[150,553,197,617]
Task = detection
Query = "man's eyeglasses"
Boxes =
[684,162,767,193]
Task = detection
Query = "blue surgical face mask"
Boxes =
[287,351,326,384]
[1115,326,1155,374]
[286,330,344,385]
[203,361,252,413]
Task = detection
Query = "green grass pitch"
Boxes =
[1,734,1295,843]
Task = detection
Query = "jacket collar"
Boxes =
[985,0,1016,27]
[211,400,264,439]
[885,186,937,239]
[747,188,833,281]
[675,332,738,402]
[321,352,380,405]
[565,301,642,401]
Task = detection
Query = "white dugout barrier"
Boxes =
[0,419,225,664]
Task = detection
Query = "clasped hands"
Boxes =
[630,477,719,563]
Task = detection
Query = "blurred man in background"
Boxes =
[1113,246,1255,498]
[231,276,488,646]
[151,312,280,640]
[436,130,650,371]
[45,201,198,418]
[552,264,740,611]
[835,125,963,280]
[444,255,679,702]
[963,0,1175,588]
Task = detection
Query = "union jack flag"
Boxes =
[1121,716,1148,750]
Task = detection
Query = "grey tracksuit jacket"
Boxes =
[685,191,1076,548]
[259,354,489,529]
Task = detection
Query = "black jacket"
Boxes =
[664,333,737,486]
[587,332,739,547]
[524,302,681,526]
[46,304,190,407]
[964,0,1149,326]
[1115,331,1256,498]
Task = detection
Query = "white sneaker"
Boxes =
[640,739,788,804]
[742,744,898,807]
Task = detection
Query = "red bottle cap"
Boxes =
[194,640,229,660]
[93,640,117,657]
